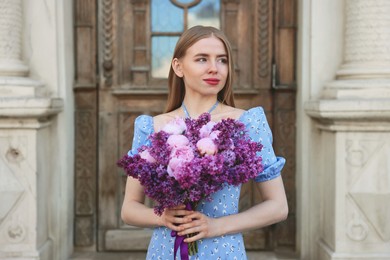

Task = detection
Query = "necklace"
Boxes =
[181,100,219,119]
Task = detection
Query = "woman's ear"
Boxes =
[172,58,183,78]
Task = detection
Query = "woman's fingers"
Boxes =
[160,206,194,230]
[176,212,220,242]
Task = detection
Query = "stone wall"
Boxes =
[0,0,74,259]
[302,0,390,259]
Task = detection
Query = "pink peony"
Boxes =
[167,146,194,178]
[167,134,189,148]
[196,137,218,155]
[209,130,220,140]
[139,150,156,163]
[162,117,187,135]
[199,121,216,138]
[167,157,185,178]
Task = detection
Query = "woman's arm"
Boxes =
[121,176,193,231]
[218,176,288,234]
[177,176,288,242]
[121,177,158,227]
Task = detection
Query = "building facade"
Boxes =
[0,0,389,259]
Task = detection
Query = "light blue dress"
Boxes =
[127,107,285,260]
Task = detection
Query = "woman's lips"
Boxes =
[203,78,220,85]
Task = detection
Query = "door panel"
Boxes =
[74,0,98,251]
[74,0,297,253]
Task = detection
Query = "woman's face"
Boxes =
[173,36,228,98]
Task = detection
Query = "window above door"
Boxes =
[108,0,275,95]
[151,0,220,78]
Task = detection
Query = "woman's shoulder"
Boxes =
[238,106,266,121]
[133,114,154,135]
[213,105,244,121]
[213,105,266,122]
[153,110,180,132]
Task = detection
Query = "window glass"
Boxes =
[151,0,220,78]
[151,1,183,32]
[188,0,220,28]
[151,36,180,78]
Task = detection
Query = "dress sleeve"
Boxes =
[127,115,154,156]
[241,107,286,182]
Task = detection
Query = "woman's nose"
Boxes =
[208,61,218,73]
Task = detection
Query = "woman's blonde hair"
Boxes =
[165,26,235,113]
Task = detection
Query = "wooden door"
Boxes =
[74,0,296,254]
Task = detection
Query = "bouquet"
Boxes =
[117,113,263,259]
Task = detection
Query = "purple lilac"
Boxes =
[117,112,264,216]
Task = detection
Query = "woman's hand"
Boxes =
[159,205,193,232]
[177,211,221,243]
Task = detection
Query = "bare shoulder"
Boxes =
[213,104,245,121]
[153,110,180,132]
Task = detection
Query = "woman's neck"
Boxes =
[181,97,219,118]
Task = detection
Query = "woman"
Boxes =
[121,26,288,259]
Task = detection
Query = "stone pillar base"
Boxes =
[322,79,390,100]
[0,97,62,260]
[318,240,390,260]
[0,77,46,97]
[306,96,390,259]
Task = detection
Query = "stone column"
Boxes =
[0,0,28,76]
[305,0,390,259]
[0,0,45,97]
[337,0,390,79]
[0,0,63,259]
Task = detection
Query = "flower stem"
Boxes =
[188,240,198,256]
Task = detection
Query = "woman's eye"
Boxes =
[197,58,207,62]
[218,58,228,64]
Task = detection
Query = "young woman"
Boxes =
[121,26,288,259]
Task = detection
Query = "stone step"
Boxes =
[70,250,298,260]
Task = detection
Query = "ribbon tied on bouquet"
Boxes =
[171,203,192,260]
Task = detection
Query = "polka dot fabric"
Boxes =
[126,107,285,259]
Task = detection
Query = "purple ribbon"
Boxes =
[171,203,192,260]
[171,230,188,260]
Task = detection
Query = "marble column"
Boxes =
[0,0,28,76]
[0,0,63,259]
[337,0,390,80]
[305,0,390,259]
[0,0,45,97]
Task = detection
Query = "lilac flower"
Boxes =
[117,112,263,216]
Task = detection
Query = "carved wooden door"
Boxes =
[74,0,296,254]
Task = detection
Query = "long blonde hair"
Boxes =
[165,26,235,113]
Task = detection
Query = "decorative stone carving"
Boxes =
[4,220,26,243]
[0,127,56,259]
[0,155,24,224]
[348,137,390,242]
[346,209,369,241]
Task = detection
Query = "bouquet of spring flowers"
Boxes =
[117,113,263,259]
